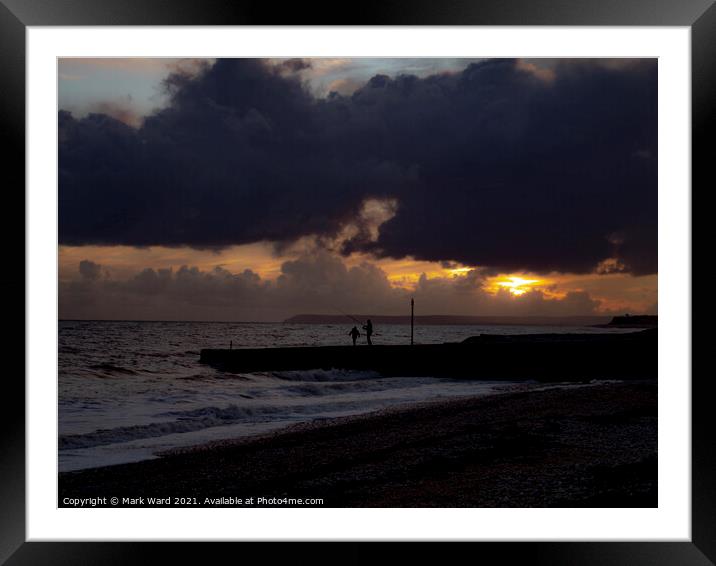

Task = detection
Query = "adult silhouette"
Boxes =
[362,319,374,346]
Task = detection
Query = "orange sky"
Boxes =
[59,244,657,315]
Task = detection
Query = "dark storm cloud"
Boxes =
[59,58,657,274]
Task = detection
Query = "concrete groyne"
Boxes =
[199,329,657,380]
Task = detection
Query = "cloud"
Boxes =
[59,253,619,322]
[59,58,657,275]
[274,58,313,74]
[79,259,103,280]
[87,98,143,128]
[325,77,364,96]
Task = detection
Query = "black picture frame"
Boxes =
[3,0,709,563]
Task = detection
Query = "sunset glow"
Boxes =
[491,276,543,296]
[57,57,658,321]
[59,242,658,317]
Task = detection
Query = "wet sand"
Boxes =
[59,381,657,507]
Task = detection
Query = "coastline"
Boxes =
[59,380,657,507]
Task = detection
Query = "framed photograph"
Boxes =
[4,0,710,563]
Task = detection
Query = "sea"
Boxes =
[58,320,638,472]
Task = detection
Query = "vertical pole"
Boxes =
[410,297,414,346]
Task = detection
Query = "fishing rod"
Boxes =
[332,307,385,338]
[332,305,362,324]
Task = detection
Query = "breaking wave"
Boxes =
[271,368,381,382]
[88,363,139,375]
[59,400,361,450]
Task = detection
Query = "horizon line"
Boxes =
[57,313,631,325]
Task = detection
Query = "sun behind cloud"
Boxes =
[490,275,544,296]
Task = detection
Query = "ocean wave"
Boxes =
[59,405,268,449]
[139,352,173,358]
[88,363,138,375]
[279,379,406,396]
[59,346,81,354]
[59,399,366,450]
[271,368,381,382]
[176,373,215,381]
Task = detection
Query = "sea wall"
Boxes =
[200,329,657,380]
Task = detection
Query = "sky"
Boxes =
[58,57,657,321]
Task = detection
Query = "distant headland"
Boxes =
[597,314,658,328]
[284,314,612,326]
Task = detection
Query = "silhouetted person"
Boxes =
[362,319,373,346]
[349,326,360,346]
